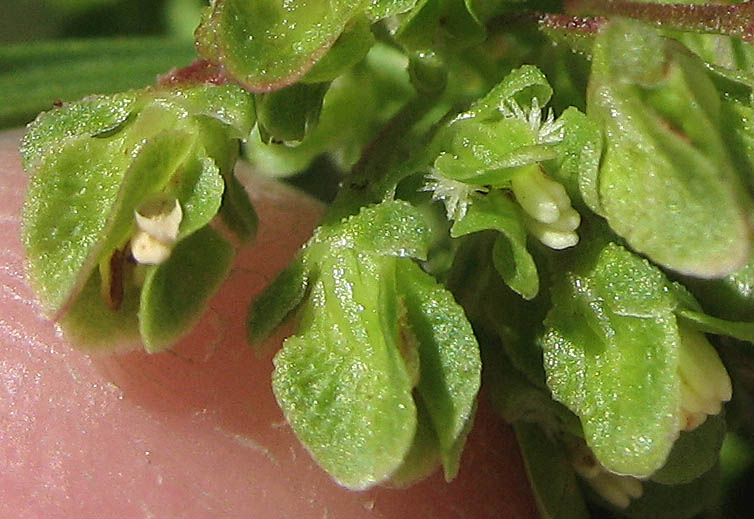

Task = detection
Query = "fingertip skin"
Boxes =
[0,129,537,519]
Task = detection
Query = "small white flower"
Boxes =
[421,169,487,221]
[569,438,643,509]
[510,166,580,249]
[500,97,565,145]
[131,198,183,265]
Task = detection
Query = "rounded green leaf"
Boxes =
[396,259,481,480]
[196,0,368,91]
[272,252,416,489]
[588,20,752,278]
[139,225,234,352]
[22,135,130,314]
[543,242,683,477]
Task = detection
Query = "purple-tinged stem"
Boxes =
[566,0,754,42]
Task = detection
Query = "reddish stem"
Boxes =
[566,0,754,42]
[158,59,229,87]
[538,13,605,35]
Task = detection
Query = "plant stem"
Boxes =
[566,0,754,42]
[322,93,442,224]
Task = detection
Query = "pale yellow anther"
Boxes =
[131,231,173,265]
[131,198,183,265]
[677,326,732,431]
[570,439,643,509]
[511,167,581,250]
[135,198,183,243]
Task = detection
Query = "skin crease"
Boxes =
[0,129,538,519]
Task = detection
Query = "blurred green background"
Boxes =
[0,0,206,127]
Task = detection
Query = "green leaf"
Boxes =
[176,156,226,239]
[451,191,538,299]
[98,129,197,258]
[248,257,309,344]
[256,82,330,143]
[396,0,484,59]
[0,38,196,128]
[682,253,754,322]
[543,242,683,477]
[435,118,545,185]
[546,107,602,215]
[20,91,138,171]
[465,64,553,121]
[365,0,418,20]
[218,172,258,242]
[22,134,130,314]
[311,200,431,260]
[158,83,256,138]
[396,259,481,480]
[651,414,726,485]
[60,267,141,351]
[587,19,752,278]
[272,252,416,489]
[514,422,590,519]
[139,225,234,353]
[301,16,375,84]
[386,395,442,487]
[617,464,721,519]
[196,0,368,91]
[192,115,258,242]
[676,309,754,344]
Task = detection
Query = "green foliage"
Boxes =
[16,1,754,516]
[258,200,480,488]
[22,81,256,350]
[587,19,752,278]
[543,241,684,477]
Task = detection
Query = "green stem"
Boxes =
[566,0,754,42]
[322,93,442,224]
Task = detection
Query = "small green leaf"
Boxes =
[365,0,418,20]
[465,65,553,121]
[248,257,309,344]
[396,0,484,60]
[219,172,258,242]
[397,259,481,480]
[20,91,138,171]
[301,16,375,84]
[256,82,330,143]
[676,309,754,344]
[651,414,726,485]
[196,0,367,91]
[159,83,256,138]
[588,19,752,278]
[682,253,754,322]
[139,225,234,353]
[546,107,602,215]
[61,268,141,351]
[617,464,721,519]
[450,196,535,299]
[386,396,442,487]
[543,242,683,477]
[514,422,590,519]
[451,191,538,299]
[23,135,130,314]
[272,252,416,489]
[99,130,197,258]
[170,155,226,240]
[312,200,431,260]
